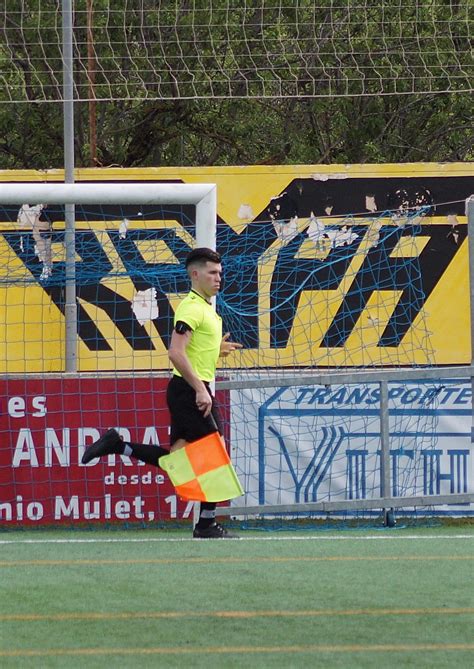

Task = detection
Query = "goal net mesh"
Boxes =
[0,194,453,527]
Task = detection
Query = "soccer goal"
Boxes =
[0,184,473,527]
[0,182,216,525]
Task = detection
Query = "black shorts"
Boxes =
[166,375,223,446]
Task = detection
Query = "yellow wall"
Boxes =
[0,164,472,372]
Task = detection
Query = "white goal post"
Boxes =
[0,181,217,373]
[0,183,217,244]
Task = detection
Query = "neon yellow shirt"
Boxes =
[173,291,222,382]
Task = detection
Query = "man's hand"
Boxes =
[220,332,243,357]
[196,387,212,417]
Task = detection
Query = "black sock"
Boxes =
[196,502,216,529]
[124,442,169,467]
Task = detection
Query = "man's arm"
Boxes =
[168,329,212,417]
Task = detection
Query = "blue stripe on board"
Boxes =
[263,408,471,417]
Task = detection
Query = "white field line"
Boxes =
[0,534,473,545]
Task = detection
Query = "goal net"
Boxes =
[1,181,472,527]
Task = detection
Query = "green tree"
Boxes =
[0,0,472,169]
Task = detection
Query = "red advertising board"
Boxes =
[0,377,227,526]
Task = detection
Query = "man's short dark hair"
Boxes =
[185,247,221,268]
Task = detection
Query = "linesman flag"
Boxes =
[160,432,244,502]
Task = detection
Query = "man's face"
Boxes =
[191,261,222,298]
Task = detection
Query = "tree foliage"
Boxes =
[0,0,472,169]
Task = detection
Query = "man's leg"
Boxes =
[169,438,217,532]
[81,429,168,466]
[167,377,237,538]
[170,438,187,453]
[168,437,236,538]
[193,501,217,532]
[192,504,237,538]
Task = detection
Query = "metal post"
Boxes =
[86,0,97,166]
[62,0,77,372]
[195,185,217,250]
[467,196,474,448]
[380,379,391,503]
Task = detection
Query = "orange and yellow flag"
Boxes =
[160,432,244,502]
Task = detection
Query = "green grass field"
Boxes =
[0,526,473,668]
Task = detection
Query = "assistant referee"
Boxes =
[167,247,242,537]
[82,247,242,538]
